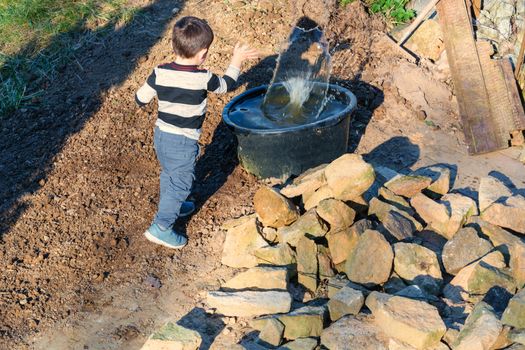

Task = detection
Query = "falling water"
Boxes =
[262,17,332,125]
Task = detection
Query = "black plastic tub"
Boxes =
[222,84,357,179]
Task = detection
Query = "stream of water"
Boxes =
[261,19,332,126]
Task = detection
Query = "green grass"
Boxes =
[0,0,140,116]
[368,0,415,24]
[340,0,415,25]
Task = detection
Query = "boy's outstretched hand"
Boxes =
[231,42,260,69]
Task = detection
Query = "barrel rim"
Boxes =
[222,83,357,135]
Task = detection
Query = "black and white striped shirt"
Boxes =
[136,62,240,140]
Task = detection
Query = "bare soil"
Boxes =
[1,0,524,349]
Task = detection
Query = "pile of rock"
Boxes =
[144,153,525,350]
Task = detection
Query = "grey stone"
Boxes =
[207,290,292,317]
[141,322,202,350]
[481,195,525,234]
[384,175,432,198]
[321,315,388,350]
[277,209,328,247]
[277,337,318,350]
[478,176,513,212]
[223,266,289,290]
[254,244,296,266]
[258,318,284,347]
[502,288,525,328]
[344,230,394,286]
[296,236,318,292]
[393,243,443,295]
[277,305,328,340]
[328,286,365,321]
[442,227,493,275]
[451,302,502,350]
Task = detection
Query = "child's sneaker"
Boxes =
[179,201,196,218]
[144,223,187,249]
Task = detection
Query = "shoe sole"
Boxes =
[144,230,187,249]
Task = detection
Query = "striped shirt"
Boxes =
[136,62,240,140]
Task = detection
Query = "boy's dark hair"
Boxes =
[172,16,214,58]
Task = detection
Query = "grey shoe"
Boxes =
[144,223,187,249]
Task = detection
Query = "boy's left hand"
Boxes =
[231,42,260,68]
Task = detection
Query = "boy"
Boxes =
[135,16,258,249]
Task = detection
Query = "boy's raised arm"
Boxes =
[136,70,158,106]
[207,42,259,94]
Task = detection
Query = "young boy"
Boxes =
[136,16,258,249]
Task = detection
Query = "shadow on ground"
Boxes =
[0,0,185,236]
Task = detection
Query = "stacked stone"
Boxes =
[144,153,525,350]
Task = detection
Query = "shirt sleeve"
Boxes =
[135,69,157,106]
[206,65,241,94]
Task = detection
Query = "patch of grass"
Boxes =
[367,0,415,24]
[340,0,356,6]
[0,0,140,117]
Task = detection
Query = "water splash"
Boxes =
[262,17,332,125]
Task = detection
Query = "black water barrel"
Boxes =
[222,84,357,179]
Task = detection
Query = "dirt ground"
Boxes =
[1,0,525,349]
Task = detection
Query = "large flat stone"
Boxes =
[223,266,289,290]
[254,187,299,228]
[366,292,446,349]
[206,290,292,317]
[344,230,394,286]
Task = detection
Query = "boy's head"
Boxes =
[172,16,214,62]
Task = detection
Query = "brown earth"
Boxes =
[1,0,524,349]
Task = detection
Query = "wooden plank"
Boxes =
[500,58,525,131]
[477,41,514,148]
[437,0,502,154]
